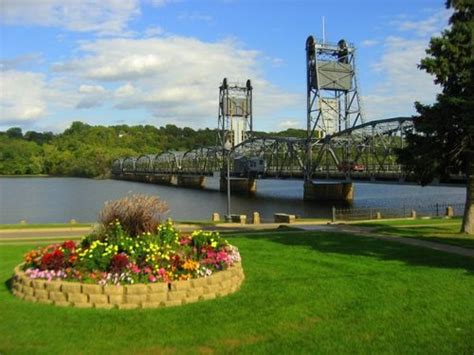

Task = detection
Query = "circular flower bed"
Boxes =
[11,220,244,309]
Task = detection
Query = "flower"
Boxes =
[21,222,240,285]
[62,240,76,251]
[110,253,129,273]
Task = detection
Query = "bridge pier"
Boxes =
[149,174,175,185]
[177,175,206,189]
[303,181,354,201]
[220,177,256,195]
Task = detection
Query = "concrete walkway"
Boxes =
[1,222,473,258]
[296,224,474,258]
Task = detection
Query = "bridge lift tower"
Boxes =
[305,36,364,182]
[218,78,253,149]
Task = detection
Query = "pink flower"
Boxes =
[128,263,140,274]
[148,274,157,282]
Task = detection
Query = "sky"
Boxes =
[0,0,451,133]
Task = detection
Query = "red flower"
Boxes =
[110,253,129,273]
[62,240,76,251]
[41,248,65,270]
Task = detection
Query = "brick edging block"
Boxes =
[10,262,244,310]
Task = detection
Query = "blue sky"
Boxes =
[0,0,450,133]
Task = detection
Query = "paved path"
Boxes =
[296,224,474,258]
[2,223,473,258]
[0,227,92,239]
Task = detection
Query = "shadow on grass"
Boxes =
[236,231,474,275]
[365,224,474,249]
[4,277,13,291]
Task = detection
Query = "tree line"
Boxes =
[0,121,305,177]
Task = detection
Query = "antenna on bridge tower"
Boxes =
[322,16,325,44]
[305,35,365,182]
[218,78,253,149]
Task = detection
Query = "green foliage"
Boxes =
[398,1,473,183]
[0,121,305,177]
[397,0,473,233]
[0,135,44,174]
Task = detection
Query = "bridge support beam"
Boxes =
[177,175,206,189]
[220,177,256,195]
[149,175,175,185]
[303,181,354,202]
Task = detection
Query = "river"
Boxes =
[0,177,466,224]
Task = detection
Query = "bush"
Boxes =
[99,194,168,237]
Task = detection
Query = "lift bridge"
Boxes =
[110,36,448,201]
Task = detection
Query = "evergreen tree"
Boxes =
[398,0,473,233]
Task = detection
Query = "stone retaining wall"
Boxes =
[10,263,244,309]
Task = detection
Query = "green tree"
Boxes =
[398,0,473,233]
[6,127,23,139]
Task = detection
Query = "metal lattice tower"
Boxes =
[305,36,364,181]
[218,78,253,149]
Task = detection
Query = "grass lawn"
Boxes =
[1,230,473,354]
[355,217,474,249]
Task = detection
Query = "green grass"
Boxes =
[1,230,474,354]
[0,223,93,230]
[355,218,474,249]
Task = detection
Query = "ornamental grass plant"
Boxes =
[98,194,169,237]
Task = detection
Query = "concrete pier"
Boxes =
[149,174,174,185]
[177,175,205,189]
[303,181,354,201]
[220,177,257,195]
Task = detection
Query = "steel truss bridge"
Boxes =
[111,37,465,197]
[112,116,434,183]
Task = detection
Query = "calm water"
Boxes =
[0,177,466,224]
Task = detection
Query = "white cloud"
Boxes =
[143,25,164,37]
[277,119,302,130]
[76,85,108,108]
[363,36,440,120]
[0,70,48,124]
[115,83,136,97]
[361,39,379,47]
[78,85,106,94]
[393,8,451,37]
[362,9,450,121]
[0,0,140,35]
[51,36,299,127]
[144,0,172,6]
[0,53,43,70]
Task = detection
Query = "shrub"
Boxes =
[99,194,168,237]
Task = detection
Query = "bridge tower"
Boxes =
[305,36,364,182]
[218,78,253,148]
